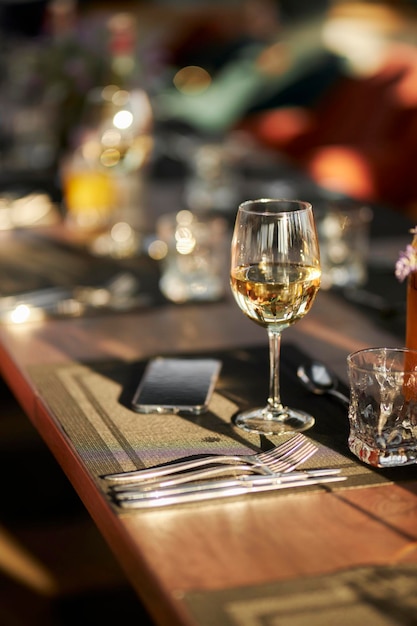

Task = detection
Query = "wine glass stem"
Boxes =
[267,329,284,413]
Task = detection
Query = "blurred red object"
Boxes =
[238,41,417,216]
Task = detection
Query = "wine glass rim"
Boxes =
[239,198,312,214]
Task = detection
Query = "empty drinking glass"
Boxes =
[347,347,417,467]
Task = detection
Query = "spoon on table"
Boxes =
[297,362,350,408]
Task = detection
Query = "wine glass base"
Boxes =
[233,407,315,436]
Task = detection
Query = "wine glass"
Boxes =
[230,199,321,435]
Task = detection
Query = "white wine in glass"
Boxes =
[230,199,321,435]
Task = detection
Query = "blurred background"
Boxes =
[2,0,417,225]
[0,0,417,624]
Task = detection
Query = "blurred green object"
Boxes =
[156,18,344,135]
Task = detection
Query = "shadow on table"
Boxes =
[0,377,155,626]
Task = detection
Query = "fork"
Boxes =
[103,433,313,484]
[109,439,318,492]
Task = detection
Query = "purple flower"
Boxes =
[395,227,417,282]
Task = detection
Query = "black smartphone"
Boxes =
[131,357,222,415]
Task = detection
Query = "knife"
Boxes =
[112,472,346,509]
[109,467,342,494]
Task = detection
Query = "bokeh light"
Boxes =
[173,66,212,95]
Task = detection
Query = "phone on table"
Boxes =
[131,357,222,415]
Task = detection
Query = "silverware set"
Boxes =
[0,272,148,318]
[102,434,346,509]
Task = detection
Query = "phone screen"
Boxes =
[131,357,222,415]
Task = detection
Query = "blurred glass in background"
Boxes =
[62,11,153,249]
[154,209,227,303]
[315,200,373,290]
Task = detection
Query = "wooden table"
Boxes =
[0,263,416,626]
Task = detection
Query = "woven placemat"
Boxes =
[28,343,417,507]
[183,562,417,626]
